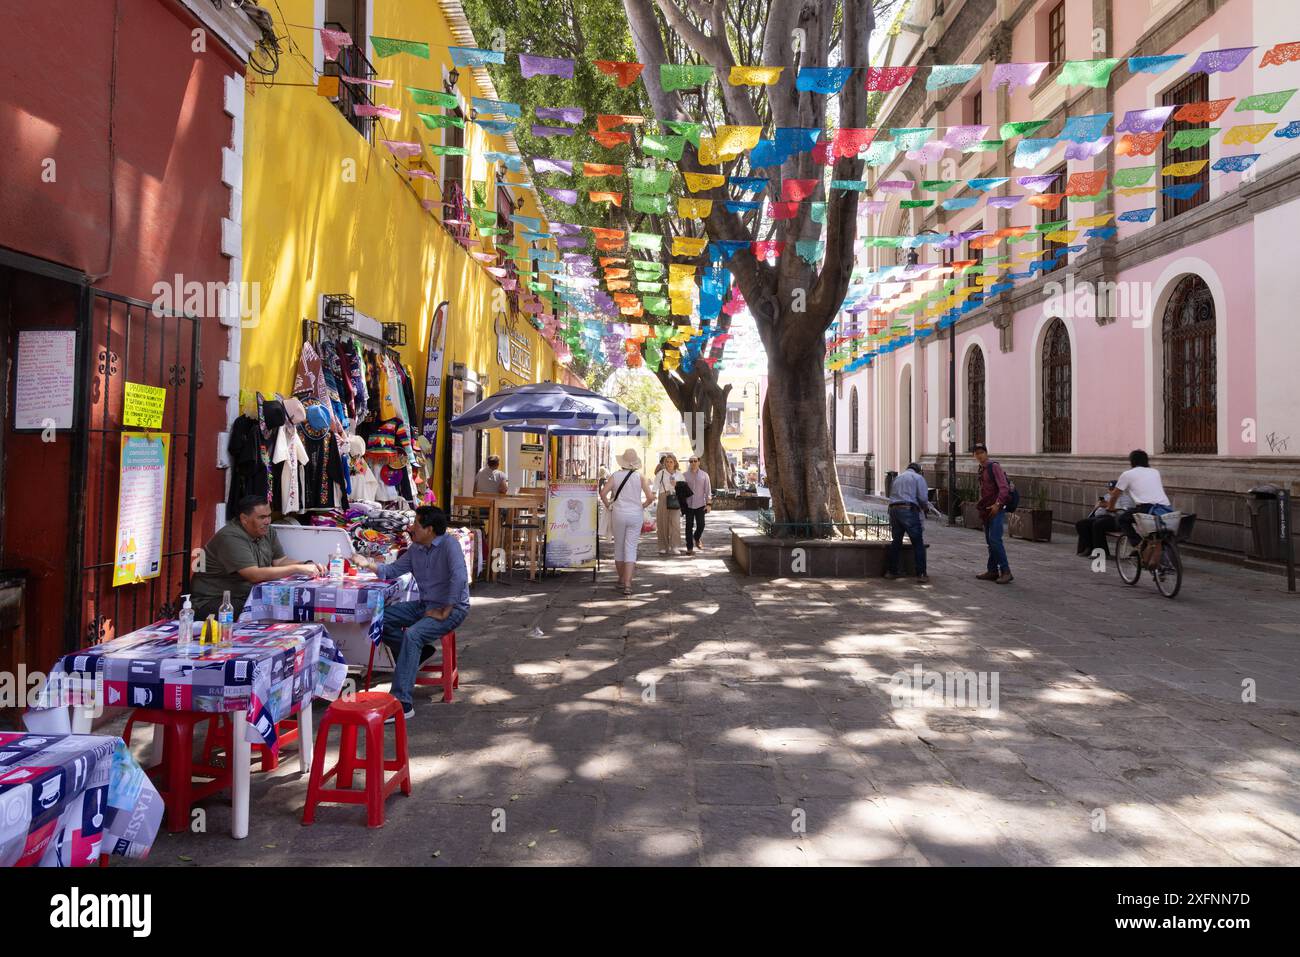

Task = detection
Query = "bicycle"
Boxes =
[1112,510,1197,599]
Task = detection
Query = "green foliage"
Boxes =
[604,368,662,437]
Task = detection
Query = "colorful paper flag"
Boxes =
[320,27,352,62]
[1116,132,1165,156]
[1060,113,1113,143]
[594,60,645,87]
[781,179,819,201]
[643,135,687,161]
[536,106,585,124]
[1128,54,1183,74]
[583,162,623,177]
[683,172,725,192]
[797,66,853,94]
[416,112,462,129]
[1058,59,1120,87]
[1167,128,1219,150]
[1223,123,1276,145]
[1111,165,1157,188]
[673,237,708,257]
[370,36,429,59]
[992,62,1047,91]
[926,64,980,90]
[866,66,917,92]
[660,64,715,92]
[591,130,632,148]
[519,54,574,79]
[1211,153,1260,173]
[1235,89,1297,114]
[450,46,505,67]
[730,66,782,86]
[534,157,573,175]
[1188,47,1256,74]
[1260,41,1300,67]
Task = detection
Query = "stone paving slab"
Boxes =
[131,508,1299,866]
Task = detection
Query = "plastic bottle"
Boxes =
[218,591,234,644]
[177,595,194,651]
[329,543,345,581]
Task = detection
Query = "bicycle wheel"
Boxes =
[1154,539,1182,598]
[1115,536,1143,585]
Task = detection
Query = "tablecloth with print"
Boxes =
[0,733,162,867]
[240,575,400,644]
[33,621,347,749]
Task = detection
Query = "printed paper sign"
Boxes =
[112,433,170,587]
[122,382,166,429]
[545,482,598,569]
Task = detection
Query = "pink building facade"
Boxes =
[830,0,1300,558]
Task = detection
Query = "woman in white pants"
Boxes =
[600,448,654,596]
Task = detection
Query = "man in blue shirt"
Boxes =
[885,463,930,584]
[353,506,469,720]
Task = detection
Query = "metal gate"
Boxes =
[68,290,200,650]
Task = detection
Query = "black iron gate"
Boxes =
[68,289,200,650]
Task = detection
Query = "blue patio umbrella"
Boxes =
[451,381,642,433]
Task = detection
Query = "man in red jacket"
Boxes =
[973,444,1013,584]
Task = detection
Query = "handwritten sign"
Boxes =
[123,382,166,429]
[13,330,76,431]
[112,433,170,587]
[520,443,545,471]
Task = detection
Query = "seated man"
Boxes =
[1106,449,1172,547]
[353,506,469,721]
[190,495,322,619]
[474,455,508,495]
[1075,481,1133,557]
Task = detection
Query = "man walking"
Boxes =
[972,444,1013,584]
[683,456,712,554]
[885,463,929,584]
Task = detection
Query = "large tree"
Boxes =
[623,0,882,529]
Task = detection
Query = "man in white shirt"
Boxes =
[1106,450,1172,546]
[474,454,508,494]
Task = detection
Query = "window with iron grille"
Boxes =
[966,347,986,451]
[971,90,982,128]
[1047,2,1066,66]
[322,1,374,143]
[850,387,860,453]
[725,402,743,436]
[1039,163,1068,275]
[1161,73,1210,221]
[1163,275,1217,453]
[1041,318,1072,453]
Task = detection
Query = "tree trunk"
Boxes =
[655,363,734,491]
[762,343,847,532]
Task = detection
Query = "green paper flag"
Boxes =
[1000,120,1050,139]
[642,296,670,315]
[632,194,669,214]
[921,180,959,192]
[407,88,458,108]
[634,263,664,278]
[472,180,488,207]
[371,36,430,59]
[629,232,662,250]
[964,140,1005,153]
[660,64,715,92]
[830,179,868,191]
[529,282,549,293]
[1167,128,1219,151]
[1235,89,1298,114]
[642,135,687,161]
[890,128,933,151]
[636,281,665,292]
[630,168,672,194]
[1111,165,1158,187]
[478,227,507,237]
[664,121,702,146]
[1057,58,1120,88]
[417,112,464,129]
[810,202,827,224]
[497,245,520,257]
[470,208,498,230]
[900,199,934,208]
[1035,220,1069,233]
[428,145,468,156]
[1067,189,1110,203]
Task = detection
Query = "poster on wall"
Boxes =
[111,432,170,587]
[449,377,465,501]
[544,482,599,569]
[13,329,77,431]
[421,301,449,445]
[495,312,511,371]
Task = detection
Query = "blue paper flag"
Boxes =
[795,67,853,94]
[451,47,506,67]
[1128,54,1183,74]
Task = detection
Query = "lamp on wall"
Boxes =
[445,67,460,92]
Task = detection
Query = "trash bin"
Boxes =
[885,470,898,496]
[1247,485,1283,560]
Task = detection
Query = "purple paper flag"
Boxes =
[906,141,948,163]
[533,157,574,175]
[877,180,915,192]
[532,124,576,138]
[544,188,579,205]
[992,62,1048,91]
[943,125,989,149]
[1017,174,1060,193]
[536,106,585,124]
[861,201,887,215]
[986,196,1023,208]
[1115,107,1175,134]
[550,222,584,236]
[1188,47,1256,75]
[1064,136,1113,160]
[557,236,588,248]
[353,103,400,120]
[519,54,575,79]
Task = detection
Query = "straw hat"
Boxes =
[617,448,642,470]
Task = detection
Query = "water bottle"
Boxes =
[329,543,345,581]
[177,595,195,651]
[218,590,234,644]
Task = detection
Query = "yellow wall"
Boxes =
[241,0,561,497]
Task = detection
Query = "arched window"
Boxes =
[1163,275,1217,453]
[966,348,986,451]
[1041,319,1071,453]
[849,387,859,453]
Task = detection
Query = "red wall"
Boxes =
[0,0,240,665]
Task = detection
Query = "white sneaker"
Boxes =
[385,704,415,724]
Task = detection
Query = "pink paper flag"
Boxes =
[342,75,395,89]
[382,140,424,157]
[865,66,917,92]
[353,104,400,120]
[992,62,1048,91]
[320,28,353,62]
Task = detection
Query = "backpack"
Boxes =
[988,461,1020,512]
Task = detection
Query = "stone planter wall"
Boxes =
[732,529,918,578]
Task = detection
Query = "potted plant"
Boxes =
[958,475,982,530]
[1012,484,1054,542]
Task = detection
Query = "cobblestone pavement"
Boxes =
[144,509,1300,866]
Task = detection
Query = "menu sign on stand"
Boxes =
[111,433,170,586]
[544,482,599,571]
[13,329,77,431]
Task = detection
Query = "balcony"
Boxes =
[322,21,378,143]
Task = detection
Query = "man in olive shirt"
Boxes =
[190,496,321,618]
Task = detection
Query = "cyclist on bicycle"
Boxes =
[1105,450,1172,546]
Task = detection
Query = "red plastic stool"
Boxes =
[302,691,410,828]
[122,710,232,833]
[202,711,301,772]
[364,630,459,703]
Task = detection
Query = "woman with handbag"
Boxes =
[600,448,655,596]
[655,453,685,555]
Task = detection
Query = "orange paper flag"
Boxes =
[1026,193,1065,210]
[599,256,626,266]
[604,268,631,279]
[1116,132,1164,156]
[1173,98,1234,123]
[596,238,624,251]
[584,163,624,177]
[589,191,623,206]
[591,130,632,148]
[594,60,645,88]
[591,227,625,241]
[606,280,632,291]
[597,114,646,132]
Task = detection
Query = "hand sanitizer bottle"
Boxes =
[218,590,234,644]
[329,543,345,581]
[177,595,195,651]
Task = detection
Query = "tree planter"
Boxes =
[1009,509,1054,542]
[961,502,982,530]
